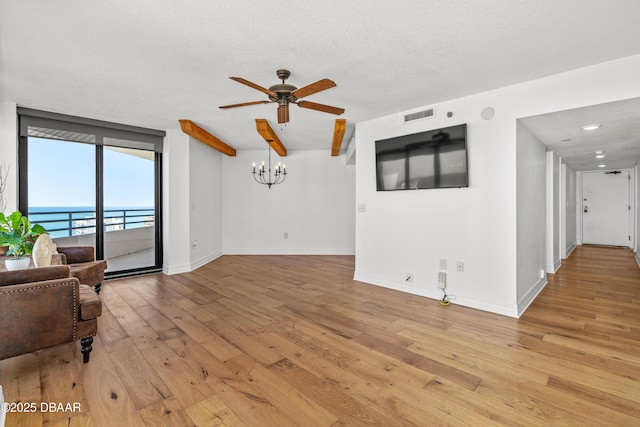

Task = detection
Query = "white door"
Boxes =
[582,170,630,246]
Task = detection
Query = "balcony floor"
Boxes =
[105,247,155,272]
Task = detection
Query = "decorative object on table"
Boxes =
[33,233,55,268]
[0,211,46,270]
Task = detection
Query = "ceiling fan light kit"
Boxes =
[220,69,345,124]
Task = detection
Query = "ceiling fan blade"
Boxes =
[229,77,277,97]
[219,100,271,109]
[297,101,345,115]
[291,78,336,99]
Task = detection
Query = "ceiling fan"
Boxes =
[219,69,345,124]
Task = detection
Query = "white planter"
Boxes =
[5,257,31,271]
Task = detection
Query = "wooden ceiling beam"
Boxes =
[331,119,346,156]
[255,119,287,157]
[179,119,236,156]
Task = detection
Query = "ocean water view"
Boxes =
[28,206,155,238]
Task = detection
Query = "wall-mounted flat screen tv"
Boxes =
[375,124,468,191]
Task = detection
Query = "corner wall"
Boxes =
[356,101,519,317]
[162,129,191,274]
[563,163,578,257]
[189,138,223,269]
[221,150,355,254]
[546,151,561,273]
[516,122,547,314]
[355,53,640,318]
[636,164,640,266]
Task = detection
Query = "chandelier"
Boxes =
[252,142,287,189]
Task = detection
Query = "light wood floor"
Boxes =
[1,245,639,426]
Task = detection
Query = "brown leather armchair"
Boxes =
[0,265,102,363]
[55,246,108,294]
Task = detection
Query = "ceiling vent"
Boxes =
[403,106,435,123]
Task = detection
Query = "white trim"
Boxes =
[580,169,633,248]
[163,263,191,275]
[190,250,223,271]
[553,259,562,273]
[353,272,519,318]
[224,248,355,255]
[565,242,577,258]
[635,251,640,269]
[517,276,548,317]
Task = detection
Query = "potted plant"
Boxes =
[0,211,46,270]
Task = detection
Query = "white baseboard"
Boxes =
[635,251,640,269]
[517,276,547,317]
[554,258,562,273]
[565,242,577,258]
[163,263,191,275]
[190,250,223,271]
[163,250,223,275]
[353,272,518,318]
[163,249,354,275]
[223,248,355,255]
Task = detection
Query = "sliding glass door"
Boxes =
[18,109,164,277]
[102,145,156,271]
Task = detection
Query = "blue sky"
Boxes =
[28,137,154,207]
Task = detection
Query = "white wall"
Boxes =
[516,122,547,312]
[635,164,640,265]
[545,151,561,273]
[563,163,578,257]
[355,53,640,318]
[356,106,518,316]
[0,101,18,213]
[222,150,355,254]
[189,138,223,269]
[162,129,191,274]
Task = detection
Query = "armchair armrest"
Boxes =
[56,246,96,263]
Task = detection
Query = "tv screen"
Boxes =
[375,124,468,191]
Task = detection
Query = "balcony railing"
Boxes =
[28,208,155,238]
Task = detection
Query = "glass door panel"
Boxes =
[27,137,97,249]
[102,145,156,272]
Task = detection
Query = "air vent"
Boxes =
[403,107,435,123]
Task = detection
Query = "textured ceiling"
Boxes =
[520,97,640,171]
[2,0,640,156]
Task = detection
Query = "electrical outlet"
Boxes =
[439,259,447,270]
[437,271,447,289]
[456,261,464,272]
[358,204,367,213]
[406,272,413,282]
[539,269,545,279]
[284,232,289,239]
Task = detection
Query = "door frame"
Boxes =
[578,168,635,248]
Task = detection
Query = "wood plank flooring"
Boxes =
[1,245,639,426]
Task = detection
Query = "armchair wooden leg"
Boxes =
[94,283,101,294]
[81,337,94,363]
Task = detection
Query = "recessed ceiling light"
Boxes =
[595,154,605,159]
[582,124,602,131]
[594,150,604,154]
[561,138,572,142]
[597,164,606,168]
